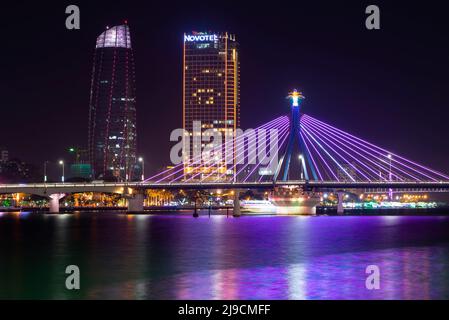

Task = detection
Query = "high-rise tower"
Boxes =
[183,32,240,180]
[88,24,137,181]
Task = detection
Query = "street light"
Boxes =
[59,160,65,183]
[387,154,393,201]
[43,161,49,183]
[298,154,304,180]
[387,154,392,181]
[138,157,145,181]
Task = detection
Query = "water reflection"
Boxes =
[0,212,449,299]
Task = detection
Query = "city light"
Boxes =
[59,160,65,183]
[138,157,145,181]
[43,160,49,183]
[96,25,131,49]
[287,89,305,107]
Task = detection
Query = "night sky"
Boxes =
[3,1,449,178]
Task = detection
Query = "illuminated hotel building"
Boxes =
[183,32,240,180]
[87,24,137,181]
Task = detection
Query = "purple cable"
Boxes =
[299,132,323,180]
[169,116,288,183]
[302,122,376,180]
[301,126,340,181]
[303,127,359,182]
[242,126,290,182]
[303,115,427,181]
[233,126,289,181]
[187,116,289,182]
[304,114,449,180]
[302,118,404,181]
[146,115,288,182]
[258,130,290,182]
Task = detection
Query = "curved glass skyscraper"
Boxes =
[88,24,137,181]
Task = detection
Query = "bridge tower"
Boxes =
[274,89,318,182]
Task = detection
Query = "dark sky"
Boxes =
[3,0,449,178]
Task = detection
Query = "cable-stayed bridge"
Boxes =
[1,90,448,213]
[145,89,449,186]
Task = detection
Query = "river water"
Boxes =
[1,211,449,299]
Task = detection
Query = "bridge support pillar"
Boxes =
[233,190,241,217]
[336,191,345,215]
[193,196,199,218]
[127,190,145,213]
[48,193,65,213]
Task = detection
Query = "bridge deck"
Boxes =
[1,181,449,196]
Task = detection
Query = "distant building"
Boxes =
[183,32,240,180]
[0,158,37,183]
[0,148,8,176]
[87,24,137,181]
[0,148,8,163]
[69,163,92,180]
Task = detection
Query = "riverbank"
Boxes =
[2,205,449,215]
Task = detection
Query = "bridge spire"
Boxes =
[274,89,318,182]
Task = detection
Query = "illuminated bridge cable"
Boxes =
[301,122,377,181]
[182,116,288,183]
[195,116,289,183]
[301,127,339,181]
[298,129,318,181]
[302,115,440,181]
[258,129,291,182]
[299,132,323,180]
[302,116,411,181]
[229,124,289,182]
[302,117,405,181]
[241,126,290,182]
[146,115,288,183]
[216,120,289,182]
[303,114,449,180]
[301,126,356,182]
[301,125,350,181]
[302,123,373,181]
[163,116,288,183]
[303,116,418,181]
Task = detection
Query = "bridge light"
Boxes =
[287,89,305,107]
[59,160,65,183]
[138,157,145,181]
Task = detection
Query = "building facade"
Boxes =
[183,32,240,180]
[88,24,137,181]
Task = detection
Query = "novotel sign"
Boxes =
[184,34,218,42]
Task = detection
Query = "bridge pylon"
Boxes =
[233,189,241,217]
[274,89,318,182]
[48,193,65,213]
